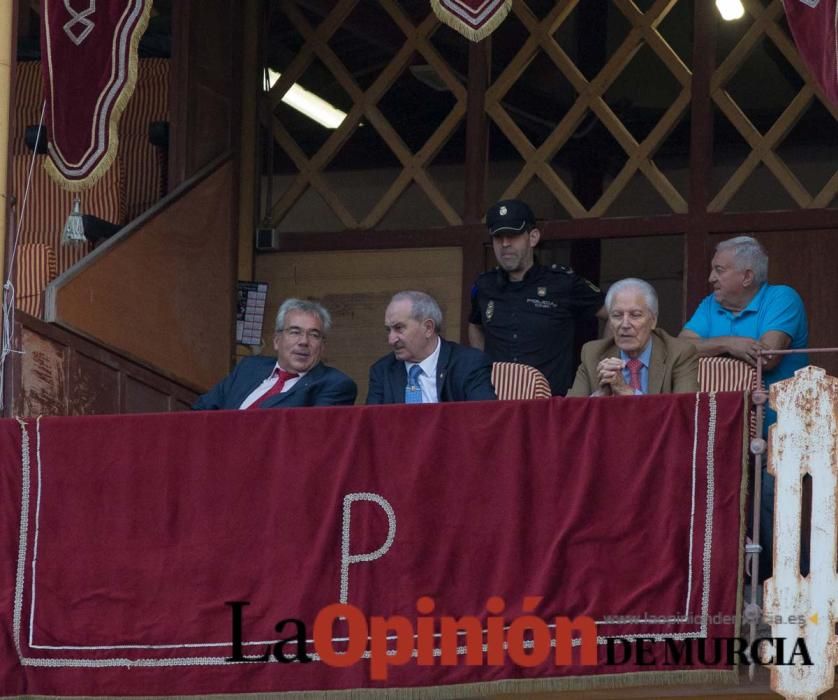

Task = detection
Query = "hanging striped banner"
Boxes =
[431,0,512,42]
[39,0,152,191]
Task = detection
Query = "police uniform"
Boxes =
[473,198,603,396]
[469,263,603,396]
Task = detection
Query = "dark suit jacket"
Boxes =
[193,356,357,410]
[568,328,698,397]
[366,339,496,404]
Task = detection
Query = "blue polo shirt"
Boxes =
[684,283,808,386]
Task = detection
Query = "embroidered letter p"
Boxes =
[339,492,396,604]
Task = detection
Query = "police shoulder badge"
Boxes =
[499,205,507,216]
[485,300,494,321]
[537,287,546,297]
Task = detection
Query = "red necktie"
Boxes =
[248,369,299,409]
[626,358,643,391]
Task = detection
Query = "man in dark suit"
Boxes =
[193,298,357,410]
[568,278,698,397]
[367,291,496,404]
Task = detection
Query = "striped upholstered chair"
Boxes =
[491,362,552,400]
[697,356,761,438]
[697,356,759,394]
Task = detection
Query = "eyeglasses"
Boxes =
[278,326,324,342]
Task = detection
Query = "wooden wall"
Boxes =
[254,248,463,402]
[169,0,239,188]
[45,161,236,391]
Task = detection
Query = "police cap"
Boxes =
[485,199,536,236]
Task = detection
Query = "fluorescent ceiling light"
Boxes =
[715,0,745,21]
[267,69,347,129]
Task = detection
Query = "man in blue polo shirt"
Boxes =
[680,235,809,581]
[679,235,808,385]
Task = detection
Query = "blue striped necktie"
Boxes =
[405,364,423,404]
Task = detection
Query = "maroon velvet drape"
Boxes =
[1,393,745,696]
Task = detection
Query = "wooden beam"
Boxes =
[263,204,838,255]
[571,0,605,356]
[0,0,17,416]
[572,0,607,213]
[460,235,486,342]
[463,39,490,224]
[542,214,690,240]
[237,0,262,282]
[268,224,486,252]
[461,38,491,338]
[168,0,191,190]
[704,209,838,233]
[685,0,716,322]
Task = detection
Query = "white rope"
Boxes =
[0,100,47,411]
[6,101,45,278]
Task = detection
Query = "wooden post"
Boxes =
[463,39,490,224]
[461,38,491,341]
[237,0,262,283]
[571,0,606,353]
[685,0,717,321]
[0,0,18,415]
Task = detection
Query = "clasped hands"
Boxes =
[594,357,636,396]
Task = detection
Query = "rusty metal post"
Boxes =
[763,366,838,699]
[746,356,767,679]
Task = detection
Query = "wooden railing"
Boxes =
[4,311,199,417]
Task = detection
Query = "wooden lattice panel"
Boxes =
[269,0,466,229]
[709,0,838,212]
[485,0,691,218]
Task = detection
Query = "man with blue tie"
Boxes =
[366,291,496,404]
[568,278,698,397]
[193,298,357,410]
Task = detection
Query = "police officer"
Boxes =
[468,199,605,396]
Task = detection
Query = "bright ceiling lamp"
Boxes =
[266,69,347,129]
[715,0,745,20]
